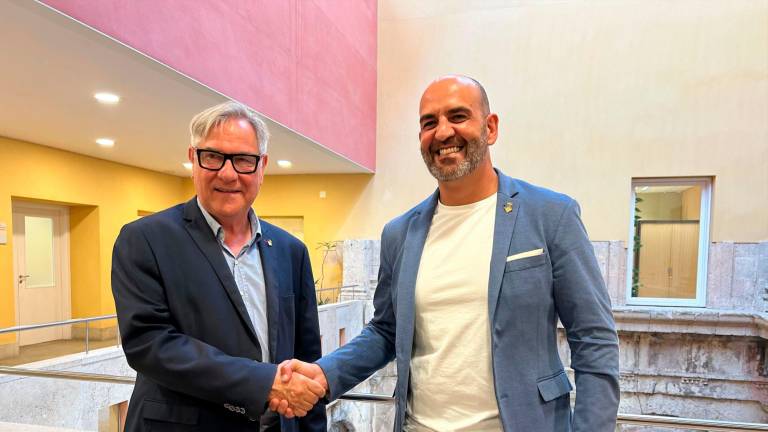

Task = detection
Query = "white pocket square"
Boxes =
[506,248,544,262]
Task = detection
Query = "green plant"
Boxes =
[317,296,331,306]
[631,196,644,297]
[315,241,338,291]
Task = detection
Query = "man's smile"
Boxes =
[436,146,464,156]
[214,187,241,194]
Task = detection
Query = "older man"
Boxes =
[276,76,620,431]
[112,101,326,431]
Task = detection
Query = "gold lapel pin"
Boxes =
[504,202,513,213]
[266,239,273,247]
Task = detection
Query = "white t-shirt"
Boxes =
[405,193,502,432]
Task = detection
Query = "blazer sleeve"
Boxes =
[111,222,277,419]
[294,246,327,430]
[315,225,397,400]
[550,199,620,432]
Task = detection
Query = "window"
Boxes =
[626,178,711,306]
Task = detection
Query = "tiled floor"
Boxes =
[0,338,119,366]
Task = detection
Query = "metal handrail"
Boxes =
[0,314,117,334]
[616,413,768,431]
[0,314,119,354]
[338,392,394,403]
[0,367,765,431]
[0,366,133,385]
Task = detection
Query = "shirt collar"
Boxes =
[196,198,262,246]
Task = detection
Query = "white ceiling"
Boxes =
[0,1,371,177]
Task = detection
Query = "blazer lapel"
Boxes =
[396,192,438,361]
[488,173,521,323]
[257,225,280,363]
[182,199,261,347]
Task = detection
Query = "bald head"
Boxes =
[421,75,490,116]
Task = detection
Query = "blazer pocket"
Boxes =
[536,370,573,402]
[142,399,199,425]
[504,251,548,272]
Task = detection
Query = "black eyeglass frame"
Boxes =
[194,148,262,174]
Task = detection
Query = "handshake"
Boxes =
[267,359,328,418]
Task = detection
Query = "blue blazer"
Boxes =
[112,198,325,431]
[317,171,619,432]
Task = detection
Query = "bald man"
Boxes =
[275,76,619,432]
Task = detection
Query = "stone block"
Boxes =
[317,305,339,355]
[618,334,640,370]
[707,242,735,309]
[757,241,768,312]
[615,309,651,333]
[0,348,134,430]
[648,309,694,333]
[591,241,610,282]
[714,313,751,337]
[732,244,760,311]
[608,241,627,306]
[342,239,368,289]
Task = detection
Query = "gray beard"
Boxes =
[422,132,488,182]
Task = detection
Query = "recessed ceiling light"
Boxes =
[277,160,292,169]
[96,138,115,147]
[94,92,120,104]
[182,162,193,170]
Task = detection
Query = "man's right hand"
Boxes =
[269,359,329,418]
[267,360,326,418]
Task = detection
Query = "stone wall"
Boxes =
[0,347,134,431]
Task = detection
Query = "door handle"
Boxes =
[18,274,30,284]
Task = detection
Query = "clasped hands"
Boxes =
[267,359,328,418]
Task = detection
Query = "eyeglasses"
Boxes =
[194,148,262,174]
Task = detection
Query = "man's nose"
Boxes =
[433,118,455,142]
[217,159,239,180]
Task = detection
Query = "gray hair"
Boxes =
[189,101,270,154]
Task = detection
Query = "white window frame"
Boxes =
[625,177,712,307]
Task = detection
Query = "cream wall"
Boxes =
[0,137,187,343]
[338,0,768,243]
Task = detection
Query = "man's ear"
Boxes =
[187,146,195,177]
[485,113,499,146]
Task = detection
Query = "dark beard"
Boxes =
[422,130,488,181]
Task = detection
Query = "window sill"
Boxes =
[612,306,768,338]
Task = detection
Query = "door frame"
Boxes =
[11,201,72,343]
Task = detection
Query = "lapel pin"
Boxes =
[504,202,513,213]
[266,239,273,247]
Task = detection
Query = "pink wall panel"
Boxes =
[42,0,376,170]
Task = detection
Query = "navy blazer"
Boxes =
[316,171,619,432]
[112,198,325,431]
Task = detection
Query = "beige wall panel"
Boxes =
[638,224,671,298]
[339,0,768,243]
[669,223,699,299]
[681,187,702,221]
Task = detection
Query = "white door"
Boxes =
[12,203,71,346]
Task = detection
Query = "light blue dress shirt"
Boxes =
[197,200,270,363]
